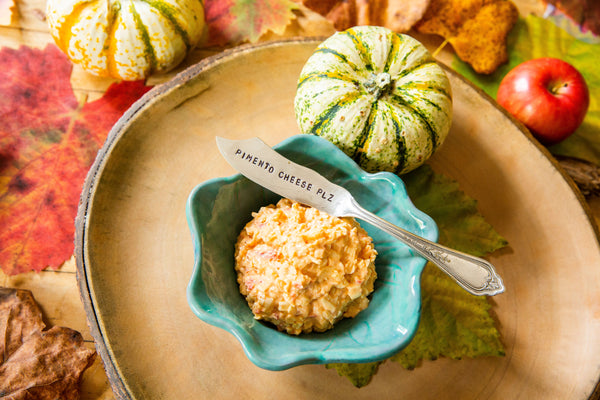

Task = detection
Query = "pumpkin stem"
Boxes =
[363,72,392,100]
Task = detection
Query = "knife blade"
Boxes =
[215,136,504,296]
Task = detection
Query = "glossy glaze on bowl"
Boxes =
[186,134,438,370]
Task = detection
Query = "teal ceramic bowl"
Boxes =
[186,134,438,371]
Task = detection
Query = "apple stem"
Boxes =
[549,81,569,95]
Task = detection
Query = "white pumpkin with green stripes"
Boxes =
[47,0,205,81]
[294,26,452,174]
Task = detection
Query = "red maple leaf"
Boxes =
[205,0,300,46]
[0,44,152,276]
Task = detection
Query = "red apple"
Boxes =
[496,57,589,145]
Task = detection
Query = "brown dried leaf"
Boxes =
[298,0,431,32]
[557,156,600,197]
[0,288,96,400]
[542,0,600,36]
[0,288,45,362]
[415,0,519,74]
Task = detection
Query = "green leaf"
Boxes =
[452,15,600,165]
[403,165,509,257]
[391,262,505,369]
[325,361,383,388]
[393,166,506,368]
[329,165,507,385]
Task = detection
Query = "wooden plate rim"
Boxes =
[73,37,600,400]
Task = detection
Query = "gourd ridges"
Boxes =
[357,101,407,174]
[406,81,452,101]
[310,48,363,78]
[386,40,426,74]
[391,80,451,148]
[398,44,424,66]
[356,101,379,158]
[297,71,358,90]
[355,100,378,159]
[394,85,446,115]
[308,93,363,151]
[105,6,120,77]
[384,33,406,73]
[391,116,408,174]
[140,0,192,49]
[55,3,86,55]
[77,1,193,77]
[343,28,375,73]
[130,4,158,74]
[391,92,440,150]
[393,60,438,82]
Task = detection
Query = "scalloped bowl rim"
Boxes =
[186,134,439,370]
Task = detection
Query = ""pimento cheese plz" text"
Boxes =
[233,148,335,202]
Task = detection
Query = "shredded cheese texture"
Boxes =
[235,198,377,335]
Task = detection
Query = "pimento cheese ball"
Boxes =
[234,198,377,335]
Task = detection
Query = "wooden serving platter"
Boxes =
[75,38,600,399]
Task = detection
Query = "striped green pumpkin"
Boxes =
[47,0,205,81]
[294,26,452,174]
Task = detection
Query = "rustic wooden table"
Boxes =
[2,1,598,399]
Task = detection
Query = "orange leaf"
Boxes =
[415,0,519,74]
[205,0,300,46]
[0,44,152,275]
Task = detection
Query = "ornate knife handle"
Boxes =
[349,199,505,296]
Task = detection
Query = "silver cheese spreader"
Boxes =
[216,136,505,296]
